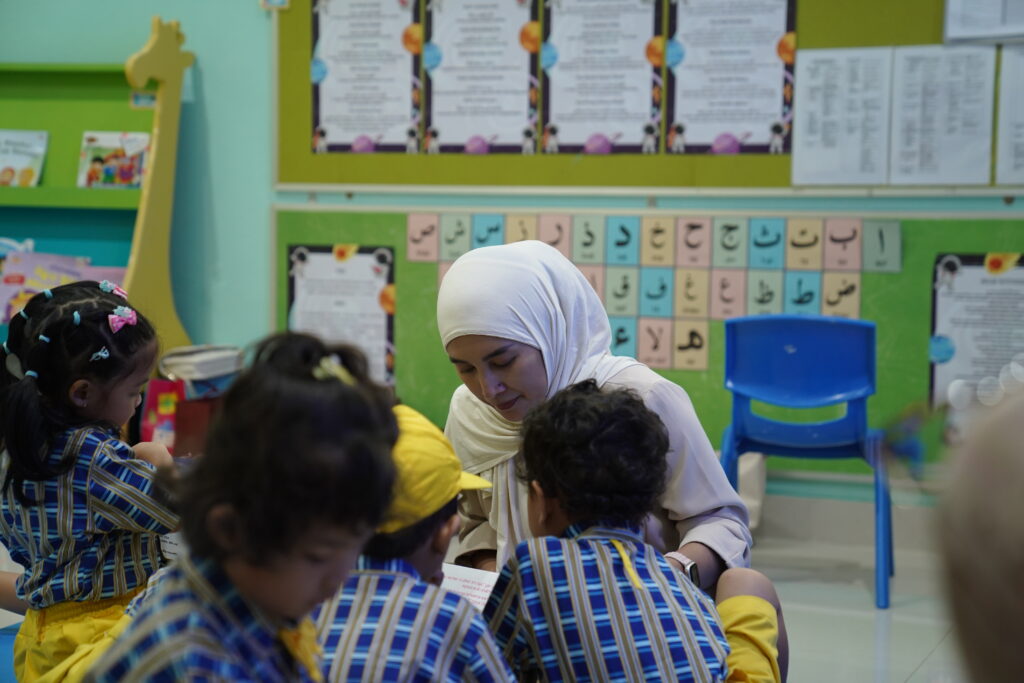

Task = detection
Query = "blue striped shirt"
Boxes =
[86,553,321,682]
[314,555,513,682]
[484,523,730,682]
[0,426,178,608]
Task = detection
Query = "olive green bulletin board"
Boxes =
[275,0,944,190]
[274,205,1024,476]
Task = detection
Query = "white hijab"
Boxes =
[437,241,641,474]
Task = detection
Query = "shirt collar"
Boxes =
[563,521,644,544]
[356,555,421,580]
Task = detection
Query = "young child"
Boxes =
[0,281,178,679]
[313,404,512,682]
[484,379,787,682]
[85,332,398,681]
[938,388,1024,682]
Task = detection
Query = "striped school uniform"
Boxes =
[314,556,513,682]
[0,426,178,679]
[484,522,730,682]
[85,553,323,682]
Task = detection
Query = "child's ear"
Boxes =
[67,379,93,409]
[206,503,243,555]
[430,513,461,556]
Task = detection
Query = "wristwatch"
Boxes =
[666,551,700,587]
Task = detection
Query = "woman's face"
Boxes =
[446,335,547,422]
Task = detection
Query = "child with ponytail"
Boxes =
[0,281,178,678]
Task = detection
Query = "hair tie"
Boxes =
[73,311,81,326]
[24,370,37,379]
[312,355,356,385]
[18,310,27,320]
[43,290,53,300]
[99,281,129,299]
[38,335,50,343]
[108,306,138,333]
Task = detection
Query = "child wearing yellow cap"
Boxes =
[313,404,513,682]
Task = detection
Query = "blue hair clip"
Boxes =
[18,310,27,320]
[43,290,53,299]
[89,347,110,363]
[24,370,37,379]
[38,335,50,343]
[73,311,81,326]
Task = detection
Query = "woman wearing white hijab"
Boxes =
[437,241,750,587]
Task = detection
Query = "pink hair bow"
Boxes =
[108,306,137,333]
[99,280,128,299]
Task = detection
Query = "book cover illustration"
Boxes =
[76,131,150,189]
[0,130,48,188]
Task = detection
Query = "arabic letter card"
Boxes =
[407,213,440,262]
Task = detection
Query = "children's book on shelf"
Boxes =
[0,130,48,188]
[76,131,150,189]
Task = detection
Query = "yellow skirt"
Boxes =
[14,589,138,683]
[718,595,782,683]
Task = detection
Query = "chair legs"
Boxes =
[872,437,891,609]
[720,427,739,490]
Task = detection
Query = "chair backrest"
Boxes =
[724,315,876,408]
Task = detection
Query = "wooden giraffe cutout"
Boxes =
[123,17,194,350]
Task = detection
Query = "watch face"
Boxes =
[687,563,700,587]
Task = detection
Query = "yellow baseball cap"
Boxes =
[377,404,491,534]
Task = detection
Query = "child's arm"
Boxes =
[87,438,180,535]
[132,442,174,469]
[0,571,27,614]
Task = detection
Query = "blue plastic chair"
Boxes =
[720,314,892,609]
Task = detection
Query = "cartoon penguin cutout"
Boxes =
[522,128,535,155]
[641,123,658,154]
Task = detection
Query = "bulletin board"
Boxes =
[274,205,1024,476]
[275,0,943,189]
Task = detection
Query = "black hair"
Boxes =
[523,128,534,138]
[407,128,417,138]
[644,123,656,135]
[771,122,784,135]
[91,156,104,164]
[546,124,558,135]
[0,281,157,505]
[362,497,458,560]
[176,332,398,564]
[519,379,668,526]
[674,123,685,134]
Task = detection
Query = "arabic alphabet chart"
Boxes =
[407,213,439,262]
[638,318,673,369]
[538,214,573,258]
[641,216,676,266]
[673,319,709,371]
[415,211,902,370]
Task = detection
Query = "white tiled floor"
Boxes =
[753,537,967,683]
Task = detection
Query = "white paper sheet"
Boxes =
[997,45,1024,185]
[792,48,892,185]
[670,0,791,150]
[440,563,499,612]
[316,2,412,148]
[545,0,656,150]
[889,45,996,186]
[429,0,532,153]
[945,0,1024,43]
[288,247,393,384]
